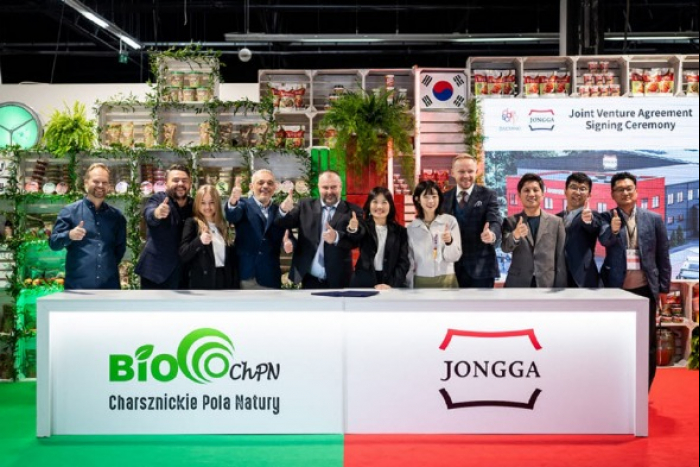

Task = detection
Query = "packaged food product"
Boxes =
[295,179,309,195]
[594,74,606,85]
[589,85,600,98]
[284,126,305,149]
[578,85,590,97]
[473,71,488,96]
[683,70,699,95]
[293,85,306,109]
[556,72,570,94]
[218,122,234,147]
[503,70,516,96]
[185,71,201,88]
[599,85,610,97]
[105,122,122,145]
[487,71,503,96]
[42,182,56,195]
[269,83,282,108]
[587,61,599,73]
[659,69,674,94]
[182,88,196,102]
[644,69,661,95]
[115,181,129,194]
[140,181,153,196]
[524,73,540,96]
[324,126,338,149]
[604,72,615,85]
[169,71,185,88]
[55,182,69,195]
[582,73,593,85]
[275,128,286,148]
[609,83,621,97]
[599,61,610,72]
[199,122,211,146]
[162,123,178,147]
[630,68,645,95]
[385,75,395,88]
[143,123,155,148]
[539,73,557,96]
[196,87,211,102]
[120,122,134,147]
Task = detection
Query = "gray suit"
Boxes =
[502,210,567,288]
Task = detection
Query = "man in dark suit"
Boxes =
[225,170,293,289]
[276,170,362,289]
[443,155,502,288]
[135,164,193,289]
[556,172,601,288]
[600,172,671,389]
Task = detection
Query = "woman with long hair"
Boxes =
[350,186,410,289]
[406,180,462,288]
[179,185,238,289]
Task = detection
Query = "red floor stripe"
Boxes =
[345,369,699,467]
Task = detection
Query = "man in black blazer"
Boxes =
[443,155,502,288]
[599,172,671,389]
[135,164,193,289]
[556,172,601,288]
[276,170,362,289]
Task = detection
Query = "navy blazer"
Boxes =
[599,207,671,299]
[275,198,363,288]
[225,197,289,289]
[443,185,502,280]
[556,209,601,288]
[135,192,193,285]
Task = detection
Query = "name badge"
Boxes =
[626,249,641,271]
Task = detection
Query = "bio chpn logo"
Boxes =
[109,328,234,383]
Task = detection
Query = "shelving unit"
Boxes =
[660,280,700,367]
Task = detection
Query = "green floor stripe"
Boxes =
[0,382,344,467]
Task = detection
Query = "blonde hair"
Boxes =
[193,185,231,245]
[84,162,110,180]
[451,154,478,167]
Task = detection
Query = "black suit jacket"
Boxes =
[556,209,601,288]
[135,192,193,285]
[275,198,363,288]
[179,218,238,290]
[350,220,410,288]
[443,185,502,280]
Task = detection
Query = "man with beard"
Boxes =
[50,163,126,289]
[276,170,363,289]
[556,172,601,288]
[135,164,194,289]
[225,169,294,289]
[443,155,502,288]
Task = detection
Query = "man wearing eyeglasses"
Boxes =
[556,172,601,288]
[600,171,671,389]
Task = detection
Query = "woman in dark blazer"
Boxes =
[350,187,410,289]
[179,185,238,289]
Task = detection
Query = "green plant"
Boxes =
[318,88,414,178]
[42,102,95,157]
[688,328,699,370]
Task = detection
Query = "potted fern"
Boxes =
[319,88,414,193]
[42,102,96,157]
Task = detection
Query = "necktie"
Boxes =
[317,206,334,269]
[458,191,469,210]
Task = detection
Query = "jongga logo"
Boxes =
[528,109,556,131]
[110,328,235,383]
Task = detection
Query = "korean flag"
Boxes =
[419,72,467,110]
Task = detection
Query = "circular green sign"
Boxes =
[0,102,42,149]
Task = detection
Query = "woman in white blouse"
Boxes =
[407,180,462,288]
[350,187,410,289]
[180,185,238,289]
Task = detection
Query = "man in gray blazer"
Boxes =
[502,173,567,288]
[599,171,671,389]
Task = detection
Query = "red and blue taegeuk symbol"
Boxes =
[432,81,454,101]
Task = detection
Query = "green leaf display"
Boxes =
[42,102,96,157]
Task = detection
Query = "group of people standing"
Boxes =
[49,154,671,387]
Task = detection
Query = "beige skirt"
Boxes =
[414,274,459,289]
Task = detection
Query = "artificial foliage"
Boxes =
[688,327,699,370]
[41,102,96,157]
[318,88,414,182]
[462,97,486,185]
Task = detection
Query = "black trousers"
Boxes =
[140,265,185,290]
[456,270,495,289]
[627,285,658,390]
[302,274,330,290]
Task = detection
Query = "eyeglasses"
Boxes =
[567,185,590,193]
[613,186,636,194]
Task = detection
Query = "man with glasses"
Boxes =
[135,164,194,289]
[50,163,126,289]
[556,172,601,288]
[600,171,671,389]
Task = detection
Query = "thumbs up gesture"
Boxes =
[69,220,87,241]
[480,222,495,244]
[322,222,338,244]
[348,211,359,232]
[283,230,294,254]
[441,223,452,244]
[229,176,243,206]
[513,216,529,240]
[155,197,171,219]
[200,227,212,245]
[611,209,622,234]
[280,188,295,213]
[582,200,593,224]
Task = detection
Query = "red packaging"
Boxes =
[473,72,488,96]
[503,70,516,96]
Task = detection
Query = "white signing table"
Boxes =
[37,288,649,437]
